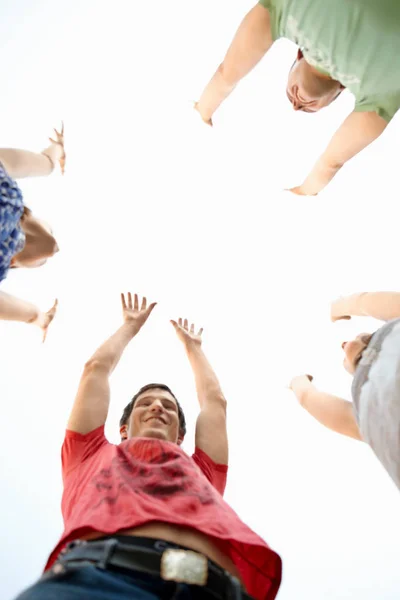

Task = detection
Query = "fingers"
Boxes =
[121,293,156,314]
[174,318,203,336]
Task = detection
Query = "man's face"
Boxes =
[286,52,343,113]
[121,388,182,444]
[342,333,373,375]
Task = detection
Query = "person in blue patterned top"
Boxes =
[0,124,65,341]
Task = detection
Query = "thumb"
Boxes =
[170,320,178,328]
[147,302,157,314]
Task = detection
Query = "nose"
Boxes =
[149,400,164,412]
[342,341,347,350]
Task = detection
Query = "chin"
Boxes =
[141,427,169,441]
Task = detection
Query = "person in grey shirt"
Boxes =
[290,291,400,491]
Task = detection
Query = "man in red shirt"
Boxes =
[15,293,281,600]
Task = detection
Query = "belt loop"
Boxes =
[97,538,118,570]
[227,575,243,600]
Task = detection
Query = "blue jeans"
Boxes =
[14,564,221,599]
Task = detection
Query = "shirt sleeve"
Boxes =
[192,447,228,496]
[354,92,400,123]
[61,425,108,480]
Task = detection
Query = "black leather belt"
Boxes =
[53,536,253,600]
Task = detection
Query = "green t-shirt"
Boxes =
[259,0,400,122]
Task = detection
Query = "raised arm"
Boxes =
[331,292,400,323]
[195,3,273,125]
[289,375,362,440]
[291,111,387,196]
[171,318,228,464]
[67,294,156,435]
[0,291,57,342]
[0,123,65,179]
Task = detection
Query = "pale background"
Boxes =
[1,1,399,598]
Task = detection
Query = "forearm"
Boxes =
[86,321,139,375]
[337,292,400,321]
[186,345,226,409]
[293,382,361,440]
[0,143,62,179]
[196,4,272,122]
[0,291,40,324]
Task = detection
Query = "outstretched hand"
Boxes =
[330,296,351,322]
[49,122,66,175]
[171,318,203,349]
[194,102,213,127]
[287,186,317,197]
[121,293,157,331]
[34,299,58,343]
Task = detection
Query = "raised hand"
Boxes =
[194,102,213,127]
[287,186,317,197]
[171,318,203,349]
[49,122,66,174]
[33,299,58,343]
[121,293,157,331]
[330,296,352,322]
[289,374,313,389]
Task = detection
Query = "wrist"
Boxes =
[27,307,41,326]
[122,320,141,338]
[42,143,63,167]
[334,293,366,318]
[185,341,203,357]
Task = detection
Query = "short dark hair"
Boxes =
[119,383,187,437]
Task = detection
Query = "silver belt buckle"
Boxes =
[160,548,208,586]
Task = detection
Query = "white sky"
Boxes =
[1,1,400,598]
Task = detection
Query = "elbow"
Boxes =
[83,358,110,375]
[217,63,239,90]
[215,394,227,413]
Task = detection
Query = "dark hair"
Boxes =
[119,383,186,437]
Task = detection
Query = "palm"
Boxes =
[41,299,58,343]
[121,293,157,328]
[49,121,66,174]
[171,318,203,346]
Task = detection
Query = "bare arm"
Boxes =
[290,375,362,440]
[67,294,156,435]
[0,144,63,179]
[171,320,228,464]
[0,124,65,178]
[332,292,400,323]
[297,111,387,195]
[0,291,57,341]
[196,4,273,124]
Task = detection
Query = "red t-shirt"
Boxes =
[45,427,282,600]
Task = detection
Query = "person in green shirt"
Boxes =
[196,1,400,195]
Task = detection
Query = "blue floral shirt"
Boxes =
[0,163,25,283]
